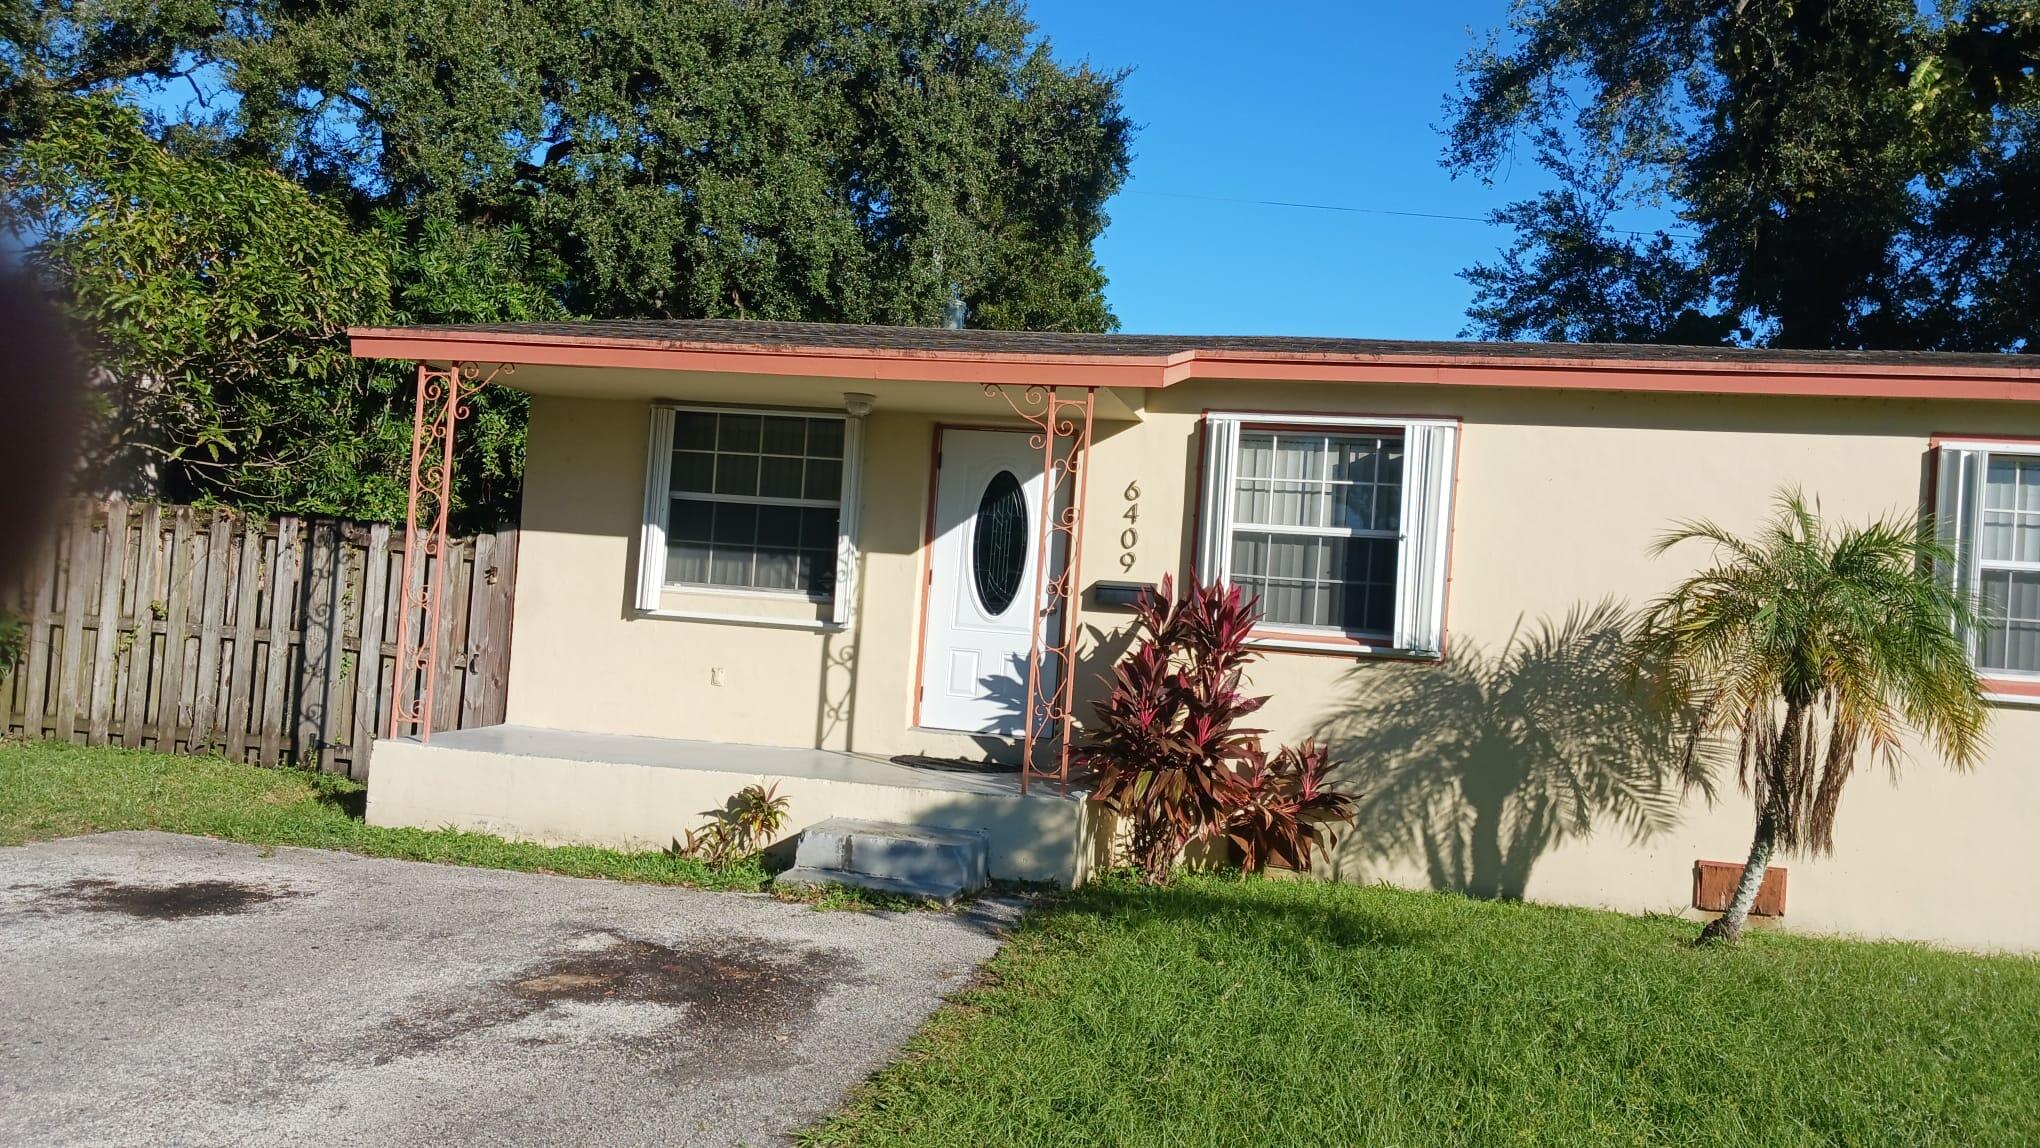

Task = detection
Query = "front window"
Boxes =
[1228,430,1403,634]
[1977,454,2040,674]
[665,409,845,598]
[1198,413,1458,654]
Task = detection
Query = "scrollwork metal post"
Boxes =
[388,361,511,741]
[982,383,1098,793]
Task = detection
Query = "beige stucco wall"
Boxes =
[506,381,2040,951]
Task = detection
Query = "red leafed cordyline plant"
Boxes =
[1079,574,1358,882]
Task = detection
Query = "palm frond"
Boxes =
[1636,488,1990,857]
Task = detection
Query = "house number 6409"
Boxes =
[1119,481,1140,570]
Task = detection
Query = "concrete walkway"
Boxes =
[0,832,1018,1147]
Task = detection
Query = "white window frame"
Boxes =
[636,402,864,632]
[1199,411,1457,657]
[1937,437,2040,695]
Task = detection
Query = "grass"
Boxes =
[12,740,2038,1143]
[0,738,769,890]
[808,872,2040,1147]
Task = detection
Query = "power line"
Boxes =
[1126,187,1700,240]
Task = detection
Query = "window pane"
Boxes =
[714,453,759,496]
[1261,579,1309,625]
[709,549,752,587]
[757,505,802,547]
[673,411,717,451]
[717,413,761,452]
[760,415,807,456]
[1375,485,1401,533]
[1981,569,2040,673]
[1983,457,2040,563]
[1986,459,2017,509]
[670,498,713,542]
[1339,482,1374,531]
[1982,511,2015,562]
[1330,438,1379,485]
[1234,482,1268,525]
[804,552,838,597]
[1231,534,1266,579]
[804,458,842,500]
[1331,537,1398,635]
[806,418,845,459]
[711,503,757,545]
[754,547,800,590]
[1266,534,1316,580]
[1271,436,1324,480]
[1267,482,1322,528]
[666,541,710,584]
[758,456,805,499]
[670,450,714,494]
[1238,434,1274,479]
[657,410,850,598]
[1232,529,1397,635]
[801,507,839,549]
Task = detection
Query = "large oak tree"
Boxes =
[1447,1,2040,351]
[2,0,1131,520]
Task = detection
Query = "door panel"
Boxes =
[919,429,1058,735]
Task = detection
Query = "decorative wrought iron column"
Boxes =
[983,383,1097,794]
[388,361,510,741]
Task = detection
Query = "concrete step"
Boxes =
[773,866,968,904]
[779,818,990,900]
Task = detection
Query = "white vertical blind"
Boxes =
[831,413,866,628]
[1935,445,1983,661]
[636,406,676,612]
[1392,422,1457,656]
[1197,416,1241,580]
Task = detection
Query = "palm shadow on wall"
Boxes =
[1316,600,1716,901]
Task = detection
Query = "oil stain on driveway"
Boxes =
[0,831,1017,1147]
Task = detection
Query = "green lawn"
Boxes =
[9,740,2039,1145]
[0,738,767,889]
[809,874,2040,1147]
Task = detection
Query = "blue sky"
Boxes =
[1026,1,1551,340]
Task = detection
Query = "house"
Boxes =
[349,320,2040,950]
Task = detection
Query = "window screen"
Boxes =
[665,410,844,597]
[1227,430,1403,634]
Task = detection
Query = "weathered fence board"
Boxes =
[3,500,517,780]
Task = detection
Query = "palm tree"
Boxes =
[1632,490,1988,944]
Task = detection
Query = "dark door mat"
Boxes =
[889,754,1022,775]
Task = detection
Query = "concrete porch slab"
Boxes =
[368,725,1098,885]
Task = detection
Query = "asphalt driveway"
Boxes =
[0,832,1016,1147]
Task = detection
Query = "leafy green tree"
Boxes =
[1632,492,1988,943]
[3,96,550,519]
[1447,1,2040,350]
[3,0,1131,521]
[224,0,1128,329]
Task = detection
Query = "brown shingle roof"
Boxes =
[361,318,2038,371]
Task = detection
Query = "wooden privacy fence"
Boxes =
[3,499,517,779]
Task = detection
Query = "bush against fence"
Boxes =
[2,499,515,779]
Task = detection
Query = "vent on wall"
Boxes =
[1693,860,1788,917]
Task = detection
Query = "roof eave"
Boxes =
[347,327,2040,403]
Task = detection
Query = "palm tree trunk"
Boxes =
[1699,702,1799,944]
[1699,804,1777,944]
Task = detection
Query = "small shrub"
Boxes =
[1080,575,1357,881]
[1224,741,1357,872]
[674,783,791,867]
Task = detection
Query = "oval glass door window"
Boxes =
[973,470,1028,615]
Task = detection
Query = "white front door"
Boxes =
[919,429,1059,736]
